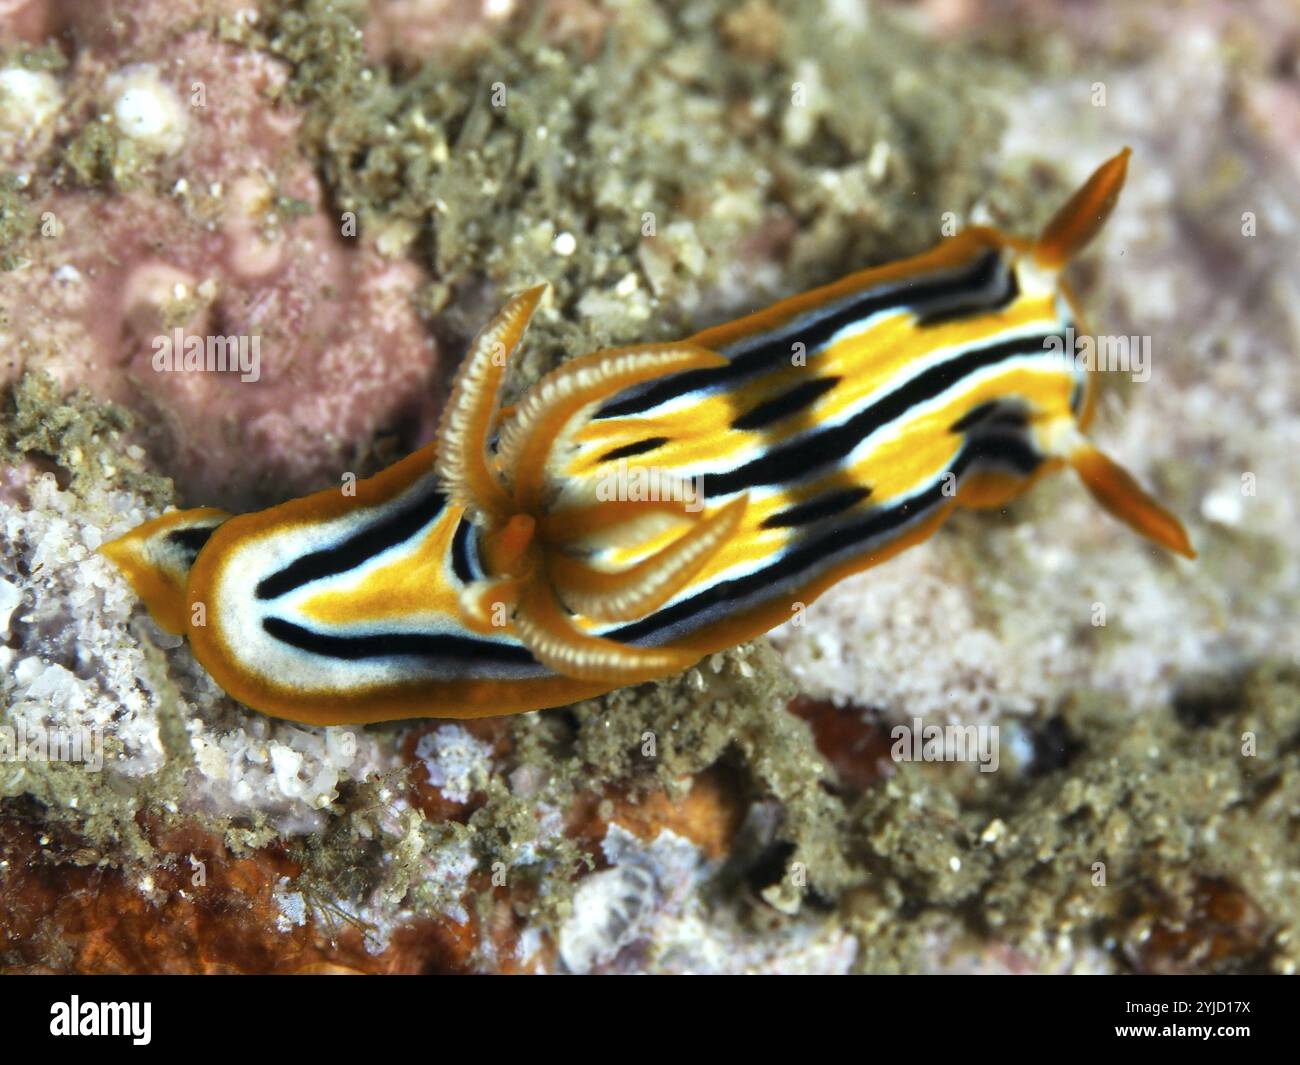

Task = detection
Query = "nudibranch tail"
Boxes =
[1034,147,1131,269]
[98,507,231,635]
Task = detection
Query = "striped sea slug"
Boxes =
[102,150,1193,725]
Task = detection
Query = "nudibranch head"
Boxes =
[96,506,231,635]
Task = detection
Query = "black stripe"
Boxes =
[260,439,1039,671]
[761,487,872,529]
[913,257,1019,326]
[1069,379,1085,417]
[949,399,1028,434]
[166,525,219,560]
[596,249,1005,420]
[701,331,1059,497]
[610,433,1041,647]
[451,517,480,584]
[960,430,1042,477]
[262,616,537,665]
[598,436,671,463]
[256,486,446,601]
[732,377,840,431]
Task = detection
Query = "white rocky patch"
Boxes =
[105,64,188,155]
[0,67,62,141]
[414,724,494,804]
[557,824,856,974]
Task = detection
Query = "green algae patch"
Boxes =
[0,174,34,272]
[840,663,1300,973]
[257,0,1009,388]
[57,122,171,194]
[571,641,857,897]
[60,120,123,190]
[1,374,173,503]
[0,43,67,74]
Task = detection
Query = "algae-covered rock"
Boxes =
[2,0,1298,974]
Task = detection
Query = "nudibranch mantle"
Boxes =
[102,150,1193,725]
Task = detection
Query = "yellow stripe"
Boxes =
[297,507,467,626]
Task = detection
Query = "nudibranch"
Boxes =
[102,150,1194,725]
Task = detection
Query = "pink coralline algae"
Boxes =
[1,0,439,509]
